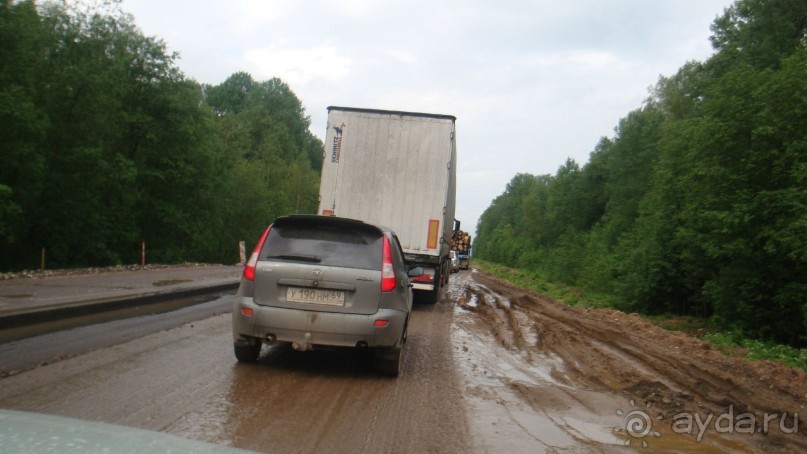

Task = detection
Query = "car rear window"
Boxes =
[260,222,383,270]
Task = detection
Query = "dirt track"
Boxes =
[459,268,807,452]
[0,266,805,452]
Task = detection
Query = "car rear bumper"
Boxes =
[232,297,407,350]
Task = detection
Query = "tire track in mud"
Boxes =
[460,279,633,391]
[451,272,628,452]
[460,268,807,452]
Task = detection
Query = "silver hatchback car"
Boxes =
[232,215,421,376]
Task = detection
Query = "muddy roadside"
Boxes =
[460,267,807,452]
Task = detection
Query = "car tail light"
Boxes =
[381,236,397,292]
[243,226,271,281]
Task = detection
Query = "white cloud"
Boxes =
[387,49,419,65]
[239,0,293,23]
[565,50,629,70]
[244,46,351,86]
[331,0,373,19]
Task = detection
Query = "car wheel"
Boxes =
[376,349,401,377]
[234,341,261,362]
[375,321,407,377]
[375,347,402,377]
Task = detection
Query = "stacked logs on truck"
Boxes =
[450,230,471,254]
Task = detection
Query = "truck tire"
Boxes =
[419,285,440,304]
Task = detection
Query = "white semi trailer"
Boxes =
[318,106,457,303]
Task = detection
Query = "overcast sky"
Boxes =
[122,0,735,235]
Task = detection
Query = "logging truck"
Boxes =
[450,229,471,270]
[318,106,457,303]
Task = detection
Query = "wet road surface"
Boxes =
[1,268,804,452]
[0,294,233,375]
[0,277,470,453]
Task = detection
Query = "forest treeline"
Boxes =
[475,0,806,346]
[0,0,322,270]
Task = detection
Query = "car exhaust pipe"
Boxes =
[265,334,277,344]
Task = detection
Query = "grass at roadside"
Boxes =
[473,259,616,309]
[702,331,807,371]
[473,259,807,372]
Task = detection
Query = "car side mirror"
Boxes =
[408,266,424,277]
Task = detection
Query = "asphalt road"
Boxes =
[0,294,233,376]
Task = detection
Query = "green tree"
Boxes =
[203,72,322,254]
[0,1,324,270]
[710,0,807,70]
[0,0,48,265]
[671,51,807,343]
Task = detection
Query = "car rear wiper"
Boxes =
[266,254,322,263]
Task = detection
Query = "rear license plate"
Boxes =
[286,287,345,306]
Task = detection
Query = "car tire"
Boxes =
[375,319,408,377]
[234,341,261,363]
[375,345,403,377]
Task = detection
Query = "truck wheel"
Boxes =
[234,341,261,363]
[420,286,440,304]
